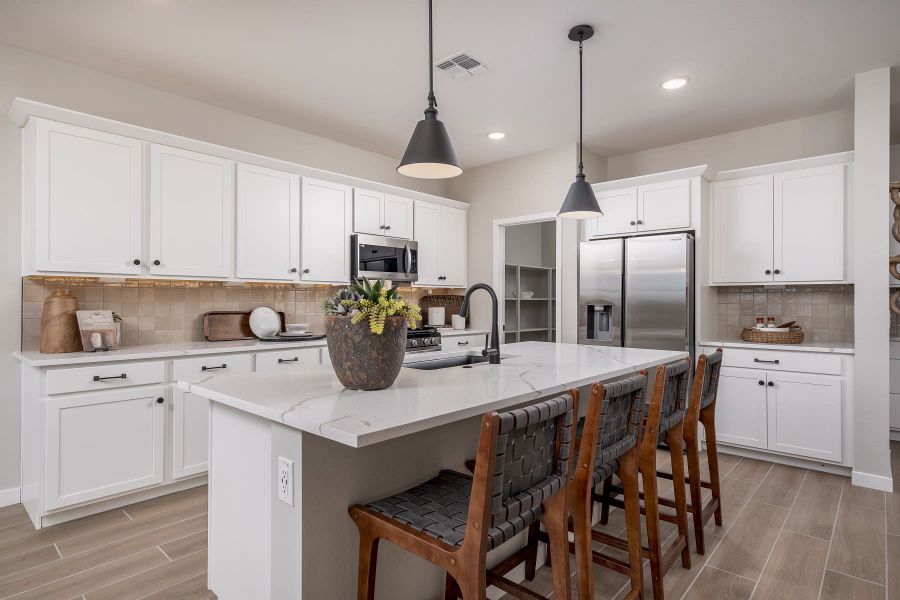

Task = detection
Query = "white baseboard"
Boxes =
[0,487,21,508]
[851,469,894,492]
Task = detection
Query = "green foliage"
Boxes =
[322,277,422,335]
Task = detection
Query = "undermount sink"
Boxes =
[403,354,492,370]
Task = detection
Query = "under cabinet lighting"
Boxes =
[488,132,506,140]
[662,77,689,90]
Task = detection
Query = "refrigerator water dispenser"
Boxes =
[586,304,613,342]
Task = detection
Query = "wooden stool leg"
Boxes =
[701,405,724,527]
[599,477,613,525]
[572,476,595,600]
[444,573,460,600]
[356,529,380,600]
[667,426,692,569]
[683,425,706,555]
[618,448,644,599]
[640,452,665,600]
[542,491,572,600]
[524,521,540,581]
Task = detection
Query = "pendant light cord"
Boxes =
[427,0,437,110]
[577,34,584,176]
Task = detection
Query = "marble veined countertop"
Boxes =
[180,341,687,448]
[699,339,855,354]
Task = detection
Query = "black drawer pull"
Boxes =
[753,358,780,364]
[93,374,126,381]
[458,341,469,346]
[278,357,299,363]
[202,364,227,371]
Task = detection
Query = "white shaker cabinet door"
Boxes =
[712,176,774,283]
[33,119,143,275]
[636,178,690,233]
[383,194,414,240]
[438,206,467,288]
[588,187,638,238]
[714,367,768,449]
[172,354,253,479]
[774,165,845,283]
[236,164,300,281]
[301,178,352,284]
[766,371,842,462]
[149,144,235,277]
[414,201,441,286]
[353,187,384,236]
[44,387,166,510]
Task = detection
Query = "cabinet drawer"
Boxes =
[445,334,487,350]
[717,348,842,376]
[173,353,253,383]
[255,347,321,372]
[46,361,165,396]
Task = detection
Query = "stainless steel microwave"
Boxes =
[351,234,418,283]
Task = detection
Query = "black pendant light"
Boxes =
[558,25,603,219]
[397,0,462,179]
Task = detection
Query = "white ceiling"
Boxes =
[1,0,899,168]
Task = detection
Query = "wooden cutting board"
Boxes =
[203,310,286,341]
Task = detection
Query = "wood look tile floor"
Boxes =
[1,445,899,600]
[504,442,900,600]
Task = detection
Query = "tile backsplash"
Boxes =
[22,278,450,351]
[715,285,854,344]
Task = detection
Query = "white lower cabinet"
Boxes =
[45,386,166,510]
[715,367,768,449]
[712,356,844,463]
[172,354,253,479]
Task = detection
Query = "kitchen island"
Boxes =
[180,341,687,599]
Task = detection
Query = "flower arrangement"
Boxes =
[322,278,422,335]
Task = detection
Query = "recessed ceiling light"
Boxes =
[488,132,506,140]
[662,77,689,90]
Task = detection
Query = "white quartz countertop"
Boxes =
[15,338,329,367]
[180,341,687,448]
[699,339,855,355]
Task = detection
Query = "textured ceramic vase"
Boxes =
[325,315,407,390]
[39,289,82,354]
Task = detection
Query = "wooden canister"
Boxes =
[39,289,82,353]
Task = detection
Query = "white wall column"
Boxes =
[852,67,893,491]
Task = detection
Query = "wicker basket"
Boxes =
[740,327,805,344]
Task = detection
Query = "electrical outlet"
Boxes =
[277,457,294,506]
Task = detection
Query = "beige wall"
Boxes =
[447,143,607,341]
[0,42,450,495]
[606,109,853,180]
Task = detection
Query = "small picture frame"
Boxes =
[76,310,120,352]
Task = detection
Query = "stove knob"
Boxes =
[423,338,432,346]
[409,339,418,347]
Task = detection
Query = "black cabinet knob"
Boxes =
[765,269,772,275]
[156,397,165,404]
[385,225,391,230]
[768,381,774,387]
[774,269,781,275]
[758,380,764,386]
[290,268,298,273]
[303,268,310,274]
[629,221,636,226]
[636,220,643,225]
[133,259,141,266]
[153,259,161,266]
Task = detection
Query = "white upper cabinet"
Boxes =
[383,194,414,239]
[236,164,300,281]
[32,119,143,275]
[149,144,235,278]
[583,176,693,239]
[353,188,413,239]
[301,178,352,284]
[711,162,847,284]
[414,201,467,287]
[636,178,690,232]
[773,165,845,283]
[712,176,774,283]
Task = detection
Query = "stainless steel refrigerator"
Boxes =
[578,233,694,353]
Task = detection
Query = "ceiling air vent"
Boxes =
[435,52,487,80]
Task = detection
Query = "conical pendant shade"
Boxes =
[559,173,602,219]
[398,109,462,179]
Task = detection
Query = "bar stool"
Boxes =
[666,349,724,554]
[596,358,693,600]
[349,393,577,600]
